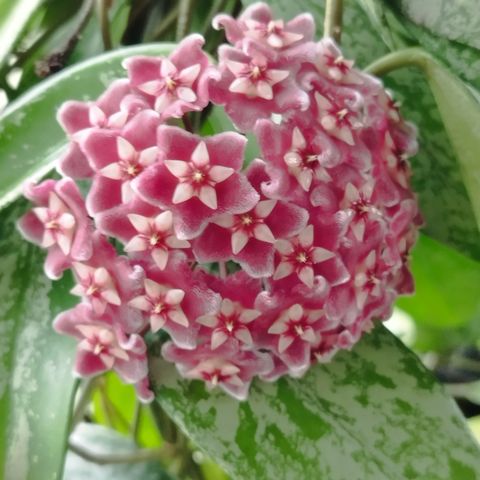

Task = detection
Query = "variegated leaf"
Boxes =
[0,200,77,480]
[151,326,480,479]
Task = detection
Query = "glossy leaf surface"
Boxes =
[151,326,480,479]
[0,200,77,480]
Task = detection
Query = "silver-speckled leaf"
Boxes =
[396,0,480,50]
[0,201,77,480]
[151,326,480,479]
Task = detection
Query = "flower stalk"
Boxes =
[323,0,344,43]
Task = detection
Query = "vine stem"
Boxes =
[323,0,344,43]
[219,261,227,279]
[152,5,179,40]
[182,114,194,133]
[365,48,432,77]
[71,378,97,429]
[97,0,113,50]
[131,400,142,443]
[176,0,193,42]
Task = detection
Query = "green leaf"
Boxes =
[0,200,78,480]
[65,423,174,480]
[12,0,88,96]
[375,1,480,105]
[0,0,43,67]
[398,235,480,329]
[151,326,480,479]
[420,57,480,237]
[367,48,480,244]
[0,43,175,209]
[394,20,480,91]
[394,0,480,50]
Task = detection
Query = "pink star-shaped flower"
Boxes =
[283,126,334,191]
[273,225,335,288]
[80,110,160,215]
[353,250,388,309]
[197,298,260,350]
[71,263,122,315]
[213,2,315,51]
[210,40,310,131]
[129,278,199,349]
[124,34,214,119]
[314,91,363,145]
[214,200,277,254]
[383,131,416,189]
[315,38,362,84]
[341,181,383,242]
[193,195,308,277]
[57,79,148,178]
[225,56,289,100]
[162,342,273,400]
[125,211,190,269]
[165,140,235,210]
[267,303,324,374]
[77,324,129,369]
[133,126,259,239]
[53,303,149,383]
[253,120,341,203]
[129,278,188,333]
[98,136,158,202]
[17,179,93,279]
[32,191,75,254]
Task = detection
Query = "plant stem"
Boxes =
[201,0,227,36]
[219,261,227,279]
[152,5,179,40]
[150,401,179,443]
[365,47,431,77]
[98,379,115,428]
[176,0,193,42]
[97,0,113,50]
[323,0,344,43]
[69,441,174,465]
[131,400,142,443]
[182,113,194,133]
[149,402,204,479]
[71,378,97,429]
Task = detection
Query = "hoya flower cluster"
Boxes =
[18,3,421,401]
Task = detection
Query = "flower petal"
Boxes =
[253,224,275,244]
[232,230,249,254]
[209,165,234,183]
[165,160,190,178]
[299,225,314,248]
[117,137,136,161]
[273,261,294,280]
[173,183,195,204]
[211,330,229,349]
[191,141,210,167]
[151,248,169,270]
[199,185,218,209]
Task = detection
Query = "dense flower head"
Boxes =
[18,2,421,402]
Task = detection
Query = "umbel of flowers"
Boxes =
[18,2,421,401]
